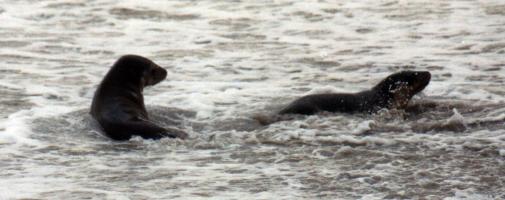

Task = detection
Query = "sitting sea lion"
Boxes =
[279,71,431,115]
[90,55,188,140]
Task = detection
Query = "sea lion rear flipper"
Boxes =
[279,104,317,115]
[253,113,298,125]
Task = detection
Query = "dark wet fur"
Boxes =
[90,55,188,140]
[279,71,431,115]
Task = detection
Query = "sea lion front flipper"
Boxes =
[162,127,189,139]
[120,120,187,140]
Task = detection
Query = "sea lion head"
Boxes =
[374,70,431,108]
[113,55,167,87]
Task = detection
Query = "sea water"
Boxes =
[0,0,504,199]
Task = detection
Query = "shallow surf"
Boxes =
[1,0,504,199]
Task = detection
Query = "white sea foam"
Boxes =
[1,0,504,199]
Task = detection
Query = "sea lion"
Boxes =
[90,55,188,140]
[279,71,431,115]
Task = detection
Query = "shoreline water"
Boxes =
[1,0,504,199]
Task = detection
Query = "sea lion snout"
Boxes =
[415,71,431,83]
[145,63,167,86]
[412,71,431,93]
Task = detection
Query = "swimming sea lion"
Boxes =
[90,55,188,140]
[279,71,431,115]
